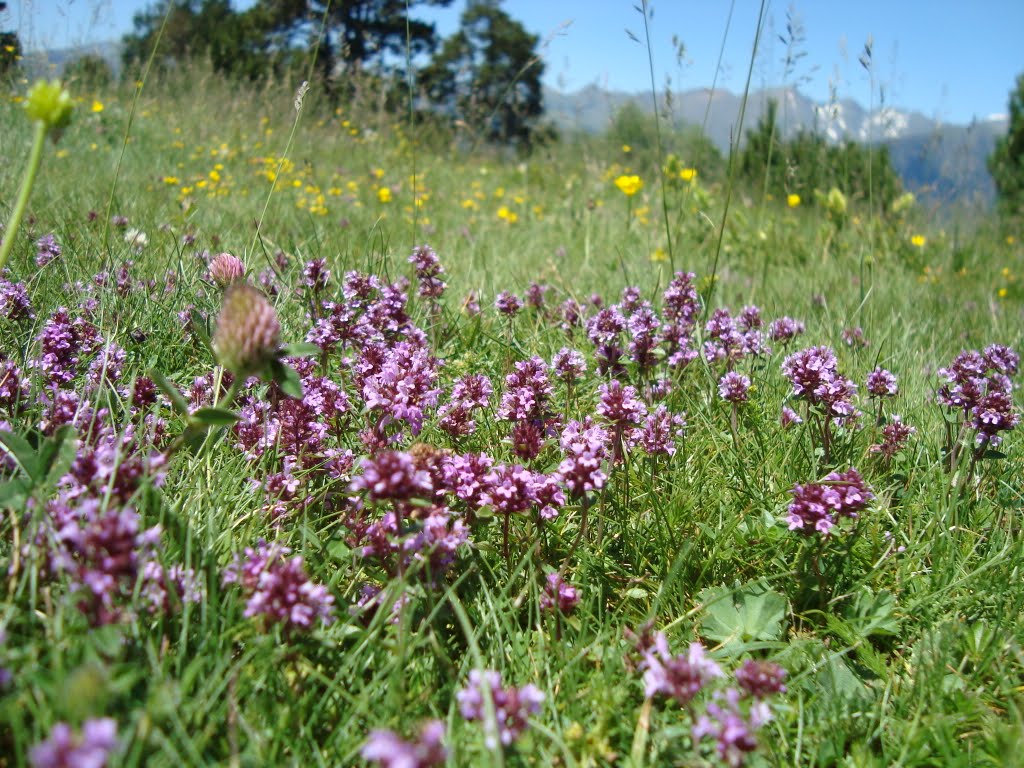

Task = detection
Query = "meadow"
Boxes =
[0,60,1023,767]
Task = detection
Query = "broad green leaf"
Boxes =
[0,430,39,481]
[848,588,901,638]
[698,581,787,645]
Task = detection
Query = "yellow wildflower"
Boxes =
[622,144,632,153]
[377,187,392,203]
[910,234,926,248]
[679,168,697,182]
[614,175,642,196]
[786,193,801,208]
[90,100,103,113]
[650,247,668,262]
[497,206,518,223]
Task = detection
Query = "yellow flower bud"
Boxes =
[24,79,73,135]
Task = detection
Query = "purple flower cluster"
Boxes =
[937,345,1020,447]
[494,290,523,317]
[559,418,609,497]
[870,416,916,459]
[223,540,335,630]
[457,669,544,748]
[782,345,859,424]
[539,571,580,614]
[36,233,62,267]
[640,632,724,706]
[30,718,118,768]
[629,404,686,457]
[767,316,805,344]
[0,277,34,322]
[409,245,447,299]
[866,367,898,398]
[703,307,769,364]
[786,468,873,535]
[362,721,447,768]
[718,371,751,403]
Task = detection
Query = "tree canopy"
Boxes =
[988,73,1024,219]
[422,0,544,147]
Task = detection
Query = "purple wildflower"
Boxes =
[735,660,787,699]
[767,316,805,343]
[36,234,62,267]
[630,405,686,457]
[409,245,447,299]
[718,371,751,403]
[662,271,701,329]
[780,406,803,428]
[495,291,523,317]
[693,688,766,768]
[972,390,1020,446]
[870,416,916,458]
[362,721,447,768]
[351,451,433,501]
[558,418,608,497]
[457,670,544,748]
[0,278,35,321]
[640,632,724,706]
[29,718,118,768]
[551,347,587,383]
[842,326,869,348]
[224,541,334,630]
[866,367,898,398]
[540,572,580,614]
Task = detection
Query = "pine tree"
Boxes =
[422,0,544,147]
[988,73,1024,219]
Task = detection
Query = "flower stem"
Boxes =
[0,120,48,274]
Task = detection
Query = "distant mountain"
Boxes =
[544,85,1007,205]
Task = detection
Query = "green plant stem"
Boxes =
[0,120,48,274]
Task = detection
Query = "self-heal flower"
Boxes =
[36,233,61,267]
[213,284,281,377]
[866,367,898,398]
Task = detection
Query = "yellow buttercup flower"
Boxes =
[497,206,518,223]
[615,175,642,196]
[786,193,801,208]
[679,168,697,182]
[90,100,104,113]
[910,234,926,248]
[377,187,392,203]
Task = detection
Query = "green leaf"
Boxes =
[281,342,321,358]
[0,478,30,507]
[191,407,241,427]
[0,431,40,481]
[269,359,304,399]
[39,424,76,483]
[150,368,191,416]
[698,581,787,645]
[982,449,1007,460]
[847,588,901,638]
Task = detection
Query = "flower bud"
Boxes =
[25,79,73,135]
[209,253,245,287]
[213,284,281,376]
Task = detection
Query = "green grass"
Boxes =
[0,58,1022,768]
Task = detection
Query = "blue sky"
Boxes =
[8,0,1023,124]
